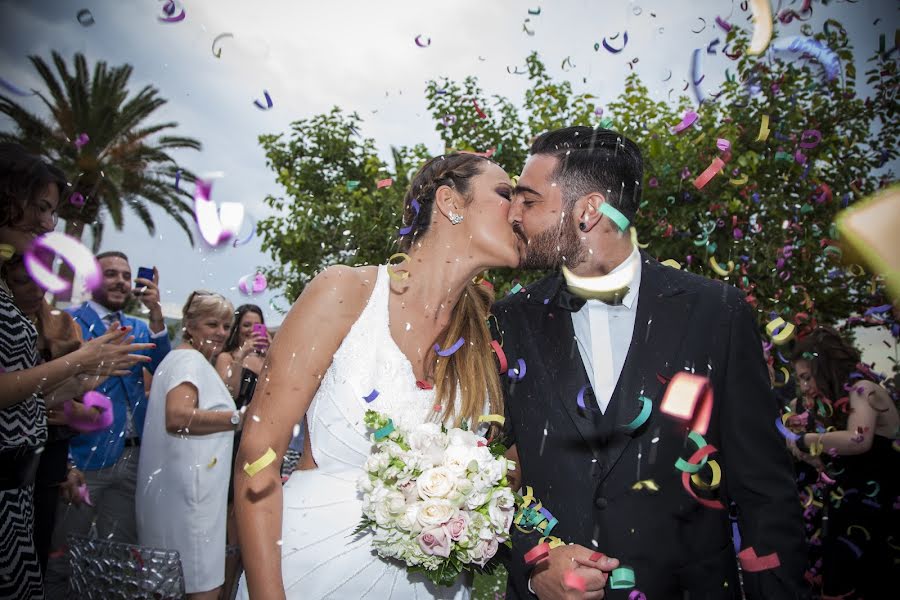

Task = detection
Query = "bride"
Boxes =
[234,153,521,599]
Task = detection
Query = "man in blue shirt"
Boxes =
[61,251,171,543]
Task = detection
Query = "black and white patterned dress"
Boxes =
[0,286,46,599]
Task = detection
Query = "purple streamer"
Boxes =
[434,337,465,357]
[253,90,274,110]
[0,77,34,97]
[363,389,379,403]
[398,199,420,235]
[601,31,628,54]
[775,417,801,442]
[508,358,527,382]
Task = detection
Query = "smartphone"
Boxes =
[252,323,269,351]
[136,267,154,283]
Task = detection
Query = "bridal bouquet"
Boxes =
[356,410,516,586]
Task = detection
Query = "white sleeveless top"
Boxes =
[239,265,471,599]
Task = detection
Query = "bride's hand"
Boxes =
[530,544,619,600]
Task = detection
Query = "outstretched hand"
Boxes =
[530,544,619,600]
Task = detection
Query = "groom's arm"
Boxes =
[719,290,808,599]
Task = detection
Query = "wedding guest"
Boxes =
[790,327,899,599]
[215,303,269,401]
[1,142,151,599]
[137,290,243,600]
[215,303,268,597]
[60,251,172,546]
[1,254,94,573]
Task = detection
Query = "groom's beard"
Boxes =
[516,220,587,270]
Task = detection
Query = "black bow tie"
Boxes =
[554,283,629,311]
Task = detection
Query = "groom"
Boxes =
[493,127,807,599]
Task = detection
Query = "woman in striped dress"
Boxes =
[0,144,153,599]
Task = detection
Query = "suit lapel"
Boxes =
[71,302,106,338]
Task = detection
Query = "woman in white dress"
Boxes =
[235,153,522,599]
[137,291,245,600]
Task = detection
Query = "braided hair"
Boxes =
[396,153,503,427]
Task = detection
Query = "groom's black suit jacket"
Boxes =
[492,253,807,600]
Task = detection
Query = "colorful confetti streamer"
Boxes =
[602,31,629,53]
[434,337,465,357]
[243,447,277,477]
[253,90,274,110]
[24,232,101,294]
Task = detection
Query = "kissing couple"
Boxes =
[234,126,808,600]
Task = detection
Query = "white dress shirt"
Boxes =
[568,246,642,414]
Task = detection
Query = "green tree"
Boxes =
[257,108,429,302]
[612,22,896,331]
[257,20,894,333]
[0,51,201,253]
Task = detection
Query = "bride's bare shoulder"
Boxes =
[285,264,378,324]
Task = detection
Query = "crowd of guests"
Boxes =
[0,143,304,600]
[2,144,898,600]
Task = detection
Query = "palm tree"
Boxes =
[0,51,200,258]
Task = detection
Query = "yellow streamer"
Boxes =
[690,459,722,490]
[766,317,796,345]
[747,0,774,55]
[538,535,565,549]
[631,479,660,492]
[847,525,871,541]
[478,414,505,427]
[729,174,749,186]
[756,114,770,142]
[661,259,681,270]
[629,227,649,249]
[709,256,735,276]
[207,457,217,468]
[387,253,412,281]
[243,447,277,477]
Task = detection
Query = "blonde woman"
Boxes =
[235,153,522,599]
[136,291,244,600]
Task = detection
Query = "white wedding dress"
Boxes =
[238,265,470,599]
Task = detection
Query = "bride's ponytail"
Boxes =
[398,154,504,427]
[433,279,503,427]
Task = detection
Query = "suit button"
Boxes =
[594,497,608,510]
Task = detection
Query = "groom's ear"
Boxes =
[576,192,606,233]
[434,184,461,222]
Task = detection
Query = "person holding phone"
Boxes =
[215,303,269,402]
[52,252,171,555]
[214,303,269,596]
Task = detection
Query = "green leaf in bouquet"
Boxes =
[351,516,373,537]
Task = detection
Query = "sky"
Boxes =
[0,0,896,369]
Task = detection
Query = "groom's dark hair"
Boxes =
[530,127,643,223]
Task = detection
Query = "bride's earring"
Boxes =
[448,212,463,225]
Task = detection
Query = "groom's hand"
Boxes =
[530,544,619,599]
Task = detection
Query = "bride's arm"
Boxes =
[233,266,371,600]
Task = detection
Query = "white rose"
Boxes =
[358,474,375,494]
[465,488,490,510]
[447,428,477,447]
[479,456,506,484]
[396,503,419,532]
[385,491,407,516]
[417,466,456,499]
[488,502,514,533]
[492,487,515,510]
[443,445,478,474]
[374,501,394,527]
[408,423,443,450]
[416,499,456,528]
